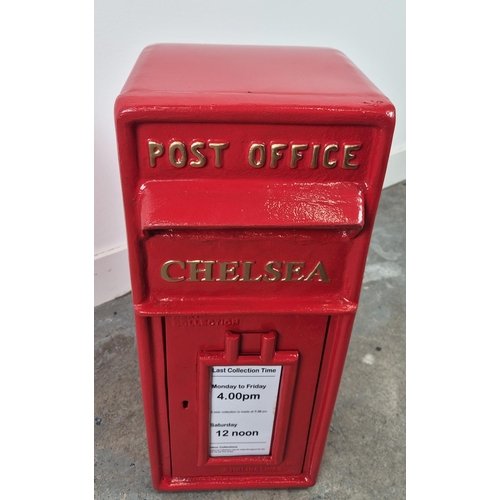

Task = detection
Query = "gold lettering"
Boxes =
[217,262,240,282]
[322,144,338,168]
[283,262,305,281]
[149,140,362,171]
[148,141,164,167]
[310,144,320,169]
[242,262,263,282]
[304,261,330,282]
[169,141,187,168]
[270,144,287,168]
[290,144,308,168]
[160,260,185,282]
[189,141,206,167]
[160,260,330,283]
[208,142,229,168]
[248,143,266,168]
[187,260,215,281]
[343,144,361,169]
[263,261,282,281]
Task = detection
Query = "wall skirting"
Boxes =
[383,146,406,189]
[94,146,406,307]
[94,245,131,307]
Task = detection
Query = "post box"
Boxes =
[114,43,395,491]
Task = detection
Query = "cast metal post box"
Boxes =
[114,43,395,491]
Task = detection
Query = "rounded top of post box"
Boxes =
[115,44,394,124]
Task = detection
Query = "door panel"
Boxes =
[166,314,328,477]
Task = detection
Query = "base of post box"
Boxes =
[154,473,317,491]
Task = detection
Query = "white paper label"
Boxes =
[209,365,282,457]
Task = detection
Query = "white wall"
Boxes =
[94,0,406,306]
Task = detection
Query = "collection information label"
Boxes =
[209,365,282,457]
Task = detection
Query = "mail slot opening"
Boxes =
[140,179,364,232]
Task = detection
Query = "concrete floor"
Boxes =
[94,181,406,500]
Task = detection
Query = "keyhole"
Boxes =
[182,400,189,409]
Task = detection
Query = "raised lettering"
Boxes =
[189,141,206,167]
[160,260,331,283]
[310,144,320,169]
[290,144,308,168]
[242,262,263,282]
[248,143,266,168]
[187,260,215,281]
[263,261,282,282]
[169,141,187,168]
[322,144,338,168]
[148,141,164,167]
[217,262,240,282]
[208,142,229,167]
[270,144,287,168]
[343,144,361,169]
[148,139,362,171]
[283,262,305,281]
[160,260,185,282]
[304,261,330,282]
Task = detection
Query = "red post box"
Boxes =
[114,43,395,491]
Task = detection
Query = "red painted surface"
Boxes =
[115,43,395,491]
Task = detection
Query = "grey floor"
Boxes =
[94,181,406,500]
